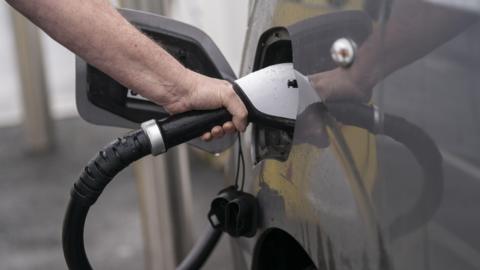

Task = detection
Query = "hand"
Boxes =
[161,69,248,141]
[309,68,373,102]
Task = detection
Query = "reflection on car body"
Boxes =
[233,0,480,269]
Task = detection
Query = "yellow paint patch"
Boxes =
[272,0,363,26]
[258,126,377,220]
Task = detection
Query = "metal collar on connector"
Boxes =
[141,119,166,155]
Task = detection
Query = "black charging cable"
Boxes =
[63,129,151,270]
[62,128,223,270]
[62,108,236,270]
[233,133,246,191]
[206,134,258,239]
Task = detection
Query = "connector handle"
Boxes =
[159,108,232,151]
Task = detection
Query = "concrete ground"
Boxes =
[0,117,232,270]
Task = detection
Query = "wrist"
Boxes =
[174,67,196,93]
[161,67,200,113]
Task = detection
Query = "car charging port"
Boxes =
[253,126,294,163]
[251,27,295,164]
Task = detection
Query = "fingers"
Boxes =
[222,87,248,132]
[201,132,212,141]
[211,126,224,139]
[222,121,236,134]
[174,74,248,141]
[200,128,222,142]
[201,122,237,141]
[180,75,247,132]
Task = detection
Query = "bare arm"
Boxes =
[311,0,477,101]
[356,0,476,89]
[7,0,247,138]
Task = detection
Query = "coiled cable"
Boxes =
[62,127,222,270]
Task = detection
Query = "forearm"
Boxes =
[352,0,476,87]
[312,1,476,101]
[7,0,189,105]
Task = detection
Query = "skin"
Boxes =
[6,0,248,140]
[310,0,477,102]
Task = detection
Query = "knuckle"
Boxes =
[226,88,237,99]
[239,110,248,118]
[222,80,231,87]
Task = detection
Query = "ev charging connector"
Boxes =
[140,63,298,156]
[62,63,301,270]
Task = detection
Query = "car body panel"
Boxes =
[232,0,480,269]
[235,1,382,269]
